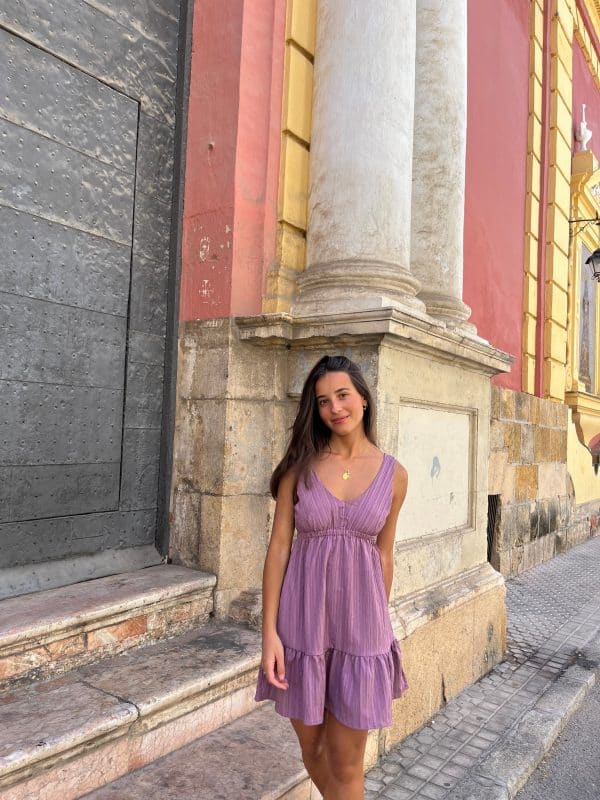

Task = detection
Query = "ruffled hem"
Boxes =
[254,639,408,730]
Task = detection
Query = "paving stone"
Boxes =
[429,771,456,790]
[365,776,385,792]
[441,763,467,780]
[380,760,402,775]
[419,754,445,770]
[429,743,455,759]
[381,786,414,800]
[367,767,386,782]
[420,783,448,800]
[395,772,423,792]
[406,762,435,781]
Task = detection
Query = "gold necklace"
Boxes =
[328,444,369,481]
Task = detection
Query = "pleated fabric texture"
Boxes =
[254,453,409,730]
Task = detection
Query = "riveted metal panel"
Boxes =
[1,29,138,173]
[0,0,177,123]
[0,0,183,590]
[1,293,127,387]
[120,429,162,511]
[124,363,165,429]
[128,331,166,367]
[137,112,175,199]
[84,0,180,48]
[0,464,120,523]
[0,510,157,568]
[129,254,169,335]
[133,190,172,263]
[0,209,131,316]
[2,382,123,465]
[1,119,135,244]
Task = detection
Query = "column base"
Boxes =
[418,290,472,325]
[293,260,428,319]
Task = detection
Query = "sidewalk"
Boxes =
[364,536,600,800]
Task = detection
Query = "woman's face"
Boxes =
[314,371,366,436]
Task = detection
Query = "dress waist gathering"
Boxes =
[296,527,378,541]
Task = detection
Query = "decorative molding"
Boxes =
[574,4,600,89]
[235,309,513,376]
[542,0,573,400]
[521,0,545,394]
[581,0,600,50]
[567,150,600,426]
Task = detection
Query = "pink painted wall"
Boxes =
[464,0,530,390]
[180,0,285,321]
[573,37,600,160]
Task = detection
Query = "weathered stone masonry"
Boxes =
[489,385,600,575]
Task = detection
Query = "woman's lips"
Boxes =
[332,416,349,424]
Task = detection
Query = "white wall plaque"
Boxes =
[396,404,472,539]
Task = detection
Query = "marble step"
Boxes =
[0,618,262,799]
[0,565,216,688]
[82,706,319,800]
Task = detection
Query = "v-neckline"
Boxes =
[311,453,387,505]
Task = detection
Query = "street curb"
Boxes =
[446,632,600,800]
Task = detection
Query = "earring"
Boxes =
[363,405,367,410]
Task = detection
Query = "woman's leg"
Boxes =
[290,714,330,796]
[322,710,368,800]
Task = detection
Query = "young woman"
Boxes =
[254,354,409,800]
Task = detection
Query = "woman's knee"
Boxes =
[325,739,364,783]
[290,719,326,763]
[324,716,366,783]
[326,751,363,785]
[301,736,326,764]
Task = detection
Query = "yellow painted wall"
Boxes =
[263,0,316,313]
[522,0,544,393]
[567,412,600,502]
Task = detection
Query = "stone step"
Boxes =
[81,706,318,800]
[0,565,216,689]
[0,619,263,799]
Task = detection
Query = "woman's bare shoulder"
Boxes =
[390,457,408,495]
[277,467,298,495]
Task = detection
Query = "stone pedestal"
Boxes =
[167,309,512,751]
[169,320,291,616]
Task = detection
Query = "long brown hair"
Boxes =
[270,355,376,499]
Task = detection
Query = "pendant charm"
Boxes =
[342,469,351,480]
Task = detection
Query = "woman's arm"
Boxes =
[261,469,296,688]
[376,461,408,601]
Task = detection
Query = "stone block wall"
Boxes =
[488,386,600,575]
[488,387,571,575]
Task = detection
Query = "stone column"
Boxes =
[292,0,424,316]
[410,0,472,325]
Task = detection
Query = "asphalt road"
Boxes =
[516,678,600,800]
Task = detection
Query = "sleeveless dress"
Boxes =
[254,453,409,730]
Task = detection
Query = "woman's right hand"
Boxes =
[261,631,289,690]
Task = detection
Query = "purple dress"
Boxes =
[254,453,408,730]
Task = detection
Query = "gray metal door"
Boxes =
[0,3,181,598]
